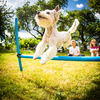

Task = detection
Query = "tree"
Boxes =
[36,0,68,10]
[87,0,100,14]
[19,38,41,49]
[16,0,68,39]
[58,8,100,51]
[78,8,100,50]
[87,0,100,44]
[0,0,14,41]
[16,1,40,39]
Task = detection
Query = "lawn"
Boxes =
[0,51,100,100]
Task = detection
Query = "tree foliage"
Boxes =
[0,0,14,41]
[16,0,68,39]
[58,8,100,50]
[16,1,40,39]
[1,0,99,51]
[36,0,68,10]
[19,38,40,49]
[87,0,100,14]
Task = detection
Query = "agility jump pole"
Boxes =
[15,18,100,72]
[15,18,23,71]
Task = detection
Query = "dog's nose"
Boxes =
[37,12,40,15]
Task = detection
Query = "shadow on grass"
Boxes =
[25,76,66,100]
[0,50,16,53]
[73,80,100,100]
[24,68,100,100]
[0,79,24,100]
[72,64,100,100]
[1,74,100,100]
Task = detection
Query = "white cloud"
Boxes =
[73,0,79,1]
[19,32,31,39]
[76,4,84,8]
[5,29,36,39]
[59,9,68,16]
[95,13,100,20]
[7,0,38,10]
[19,31,35,39]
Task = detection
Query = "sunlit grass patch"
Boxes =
[0,52,100,100]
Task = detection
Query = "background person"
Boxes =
[68,40,85,56]
[90,39,99,57]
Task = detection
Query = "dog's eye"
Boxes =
[46,12,50,14]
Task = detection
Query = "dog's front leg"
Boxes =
[40,46,57,64]
[33,41,47,60]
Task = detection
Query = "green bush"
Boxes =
[19,38,40,50]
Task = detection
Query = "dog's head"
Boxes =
[35,5,60,28]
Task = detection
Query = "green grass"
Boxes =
[0,51,100,100]
[19,50,91,56]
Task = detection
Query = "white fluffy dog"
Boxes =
[33,5,79,64]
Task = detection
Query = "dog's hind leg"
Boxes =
[40,46,57,64]
[33,41,47,60]
[62,40,71,49]
[62,35,71,48]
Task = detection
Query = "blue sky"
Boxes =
[7,0,88,11]
[67,0,88,11]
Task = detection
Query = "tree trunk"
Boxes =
[83,44,87,51]
[80,29,87,51]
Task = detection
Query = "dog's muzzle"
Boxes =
[38,15,47,19]
[37,12,47,19]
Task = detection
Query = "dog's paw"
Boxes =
[40,59,46,65]
[33,54,38,60]
[33,53,39,60]
[33,57,38,60]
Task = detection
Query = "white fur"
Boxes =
[33,5,79,64]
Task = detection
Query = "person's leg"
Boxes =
[95,52,99,57]
[68,54,73,56]
[91,52,95,57]
[79,54,85,56]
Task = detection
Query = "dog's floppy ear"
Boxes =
[55,5,59,12]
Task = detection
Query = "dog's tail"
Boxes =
[68,19,79,34]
